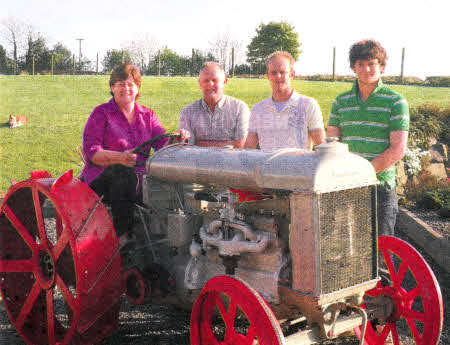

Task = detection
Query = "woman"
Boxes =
[80,62,188,246]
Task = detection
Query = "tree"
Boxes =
[234,64,252,75]
[0,44,13,74]
[158,47,189,76]
[1,17,29,74]
[102,49,132,73]
[191,49,216,75]
[147,47,185,76]
[23,31,51,74]
[51,42,73,71]
[247,22,301,74]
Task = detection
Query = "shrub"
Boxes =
[404,173,449,213]
[417,190,448,210]
[425,76,450,87]
[408,103,449,150]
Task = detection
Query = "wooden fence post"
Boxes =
[96,53,99,74]
[72,54,75,75]
[190,48,194,77]
[231,47,235,78]
[157,50,161,76]
[400,47,405,84]
[51,54,54,75]
[332,47,336,81]
[32,55,35,75]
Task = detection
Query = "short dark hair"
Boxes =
[109,62,142,99]
[349,39,387,71]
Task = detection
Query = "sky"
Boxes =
[1,0,449,79]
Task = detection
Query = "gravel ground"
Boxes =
[0,217,448,345]
[407,208,449,239]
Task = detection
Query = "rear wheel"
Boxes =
[0,171,123,345]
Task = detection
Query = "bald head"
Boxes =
[200,61,225,77]
[198,62,227,109]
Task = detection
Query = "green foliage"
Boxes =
[417,189,449,210]
[158,47,188,76]
[51,42,73,71]
[102,49,132,73]
[425,76,450,87]
[147,48,215,76]
[23,33,52,74]
[404,173,449,213]
[247,22,301,74]
[0,44,13,74]
[190,49,216,75]
[409,103,450,150]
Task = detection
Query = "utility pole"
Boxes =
[76,38,84,71]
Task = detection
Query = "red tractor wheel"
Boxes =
[190,275,285,345]
[355,236,444,345]
[0,171,123,345]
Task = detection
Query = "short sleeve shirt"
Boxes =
[328,80,409,186]
[248,91,324,150]
[178,95,250,144]
[80,98,167,184]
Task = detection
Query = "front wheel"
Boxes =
[190,275,285,345]
[355,236,444,345]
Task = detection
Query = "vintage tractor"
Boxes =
[0,139,444,345]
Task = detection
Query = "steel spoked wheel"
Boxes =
[0,171,123,345]
[190,275,284,345]
[355,236,444,345]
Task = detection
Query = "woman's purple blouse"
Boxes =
[80,98,168,185]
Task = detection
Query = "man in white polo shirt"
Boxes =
[244,51,325,150]
[179,62,249,148]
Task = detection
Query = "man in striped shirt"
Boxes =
[327,39,409,241]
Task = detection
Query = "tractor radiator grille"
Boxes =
[319,186,376,294]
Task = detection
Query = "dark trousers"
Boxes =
[89,165,139,238]
[377,183,398,237]
[377,183,399,284]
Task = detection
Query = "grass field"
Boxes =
[0,75,449,194]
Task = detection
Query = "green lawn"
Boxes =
[0,75,449,193]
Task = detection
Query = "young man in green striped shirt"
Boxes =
[327,40,409,243]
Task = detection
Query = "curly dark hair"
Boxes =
[109,62,142,99]
[349,40,387,71]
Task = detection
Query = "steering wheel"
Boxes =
[132,133,182,166]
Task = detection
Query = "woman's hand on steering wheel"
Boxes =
[131,132,189,166]
[120,151,137,167]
